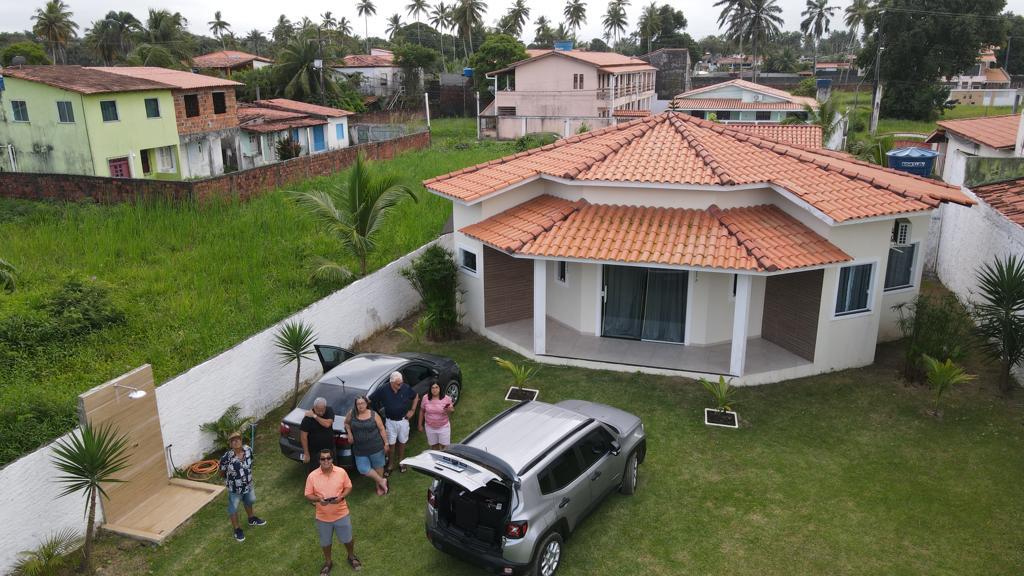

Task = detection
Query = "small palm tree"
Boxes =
[921,354,974,416]
[782,99,842,147]
[292,153,417,279]
[494,356,539,391]
[972,255,1024,395]
[701,375,737,413]
[273,320,318,408]
[0,258,16,293]
[208,10,231,48]
[51,422,132,575]
[13,528,83,576]
[200,404,255,447]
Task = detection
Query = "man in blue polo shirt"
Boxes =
[371,371,418,476]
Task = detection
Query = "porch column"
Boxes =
[533,259,546,355]
[730,274,752,376]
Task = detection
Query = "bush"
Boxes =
[200,404,255,449]
[894,293,973,384]
[275,137,302,160]
[791,77,817,97]
[514,132,559,152]
[400,244,459,340]
[0,278,125,352]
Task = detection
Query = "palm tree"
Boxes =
[299,17,315,33]
[725,0,783,82]
[31,0,79,63]
[272,14,294,47]
[0,258,15,293]
[800,0,836,72]
[430,3,450,68]
[564,0,587,36]
[535,15,551,39]
[844,0,872,38]
[603,1,628,44]
[503,0,530,38]
[407,0,429,43]
[386,14,404,39]
[782,99,842,147]
[292,153,418,279]
[453,0,487,55]
[356,0,377,54]
[273,320,318,409]
[128,9,193,69]
[714,0,747,53]
[208,10,231,49]
[51,422,131,574]
[972,255,1024,395]
[921,354,975,416]
[275,36,326,101]
[13,528,83,576]
[637,2,660,54]
[337,16,353,39]
[321,11,337,31]
[245,29,267,56]
[84,11,140,65]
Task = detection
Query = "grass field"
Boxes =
[832,89,1014,137]
[0,118,514,466]
[86,331,1024,576]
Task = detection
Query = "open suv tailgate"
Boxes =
[401,450,501,493]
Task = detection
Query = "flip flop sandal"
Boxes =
[348,556,363,571]
[319,562,332,575]
[383,469,391,478]
[399,465,408,473]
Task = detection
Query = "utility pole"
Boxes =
[869,11,885,136]
[317,27,326,105]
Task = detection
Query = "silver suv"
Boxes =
[402,400,646,576]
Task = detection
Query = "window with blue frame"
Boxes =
[336,123,345,142]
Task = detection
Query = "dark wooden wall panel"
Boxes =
[761,269,823,361]
[484,247,533,327]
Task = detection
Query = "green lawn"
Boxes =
[86,333,1024,575]
[0,118,515,466]
[832,89,1014,137]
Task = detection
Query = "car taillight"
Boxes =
[279,423,290,436]
[504,520,528,539]
[334,434,351,447]
[427,488,436,509]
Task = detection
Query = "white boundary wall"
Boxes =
[0,236,448,574]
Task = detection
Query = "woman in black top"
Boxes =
[344,395,389,495]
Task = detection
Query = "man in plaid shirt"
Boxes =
[219,431,267,541]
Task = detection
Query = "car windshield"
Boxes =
[300,381,370,416]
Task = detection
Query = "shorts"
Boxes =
[385,418,410,445]
[354,450,386,475]
[316,515,352,547]
[227,488,255,515]
[425,424,451,446]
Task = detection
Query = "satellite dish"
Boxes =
[11,55,27,67]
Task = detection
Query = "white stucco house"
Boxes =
[927,114,1021,186]
[331,49,403,99]
[253,99,352,152]
[423,112,971,384]
[673,79,818,124]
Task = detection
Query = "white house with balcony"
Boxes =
[479,49,657,140]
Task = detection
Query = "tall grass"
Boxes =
[832,89,1014,138]
[0,118,517,465]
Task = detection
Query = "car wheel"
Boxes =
[444,380,461,405]
[619,450,639,495]
[532,531,564,576]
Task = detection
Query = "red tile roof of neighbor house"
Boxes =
[460,195,852,272]
[494,50,656,75]
[676,99,811,111]
[92,66,242,89]
[984,67,1011,83]
[237,105,326,133]
[972,178,1024,227]
[193,50,272,68]
[254,99,354,117]
[338,53,395,67]
[424,112,970,221]
[933,114,1020,150]
[1,65,170,94]
[612,109,652,118]
[676,79,819,108]
[727,124,822,148]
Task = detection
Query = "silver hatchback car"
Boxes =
[402,400,647,576]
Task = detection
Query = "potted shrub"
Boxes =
[494,356,539,402]
[701,375,739,428]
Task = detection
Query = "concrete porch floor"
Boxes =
[487,318,810,377]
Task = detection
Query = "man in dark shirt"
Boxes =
[372,371,418,475]
[301,397,336,471]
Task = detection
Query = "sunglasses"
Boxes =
[319,457,333,461]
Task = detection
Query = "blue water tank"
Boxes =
[554,40,574,51]
[816,78,832,90]
[886,147,939,178]
[462,67,473,77]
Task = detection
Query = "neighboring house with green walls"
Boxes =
[0,65,182,179]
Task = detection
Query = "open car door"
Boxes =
[401,450,501,493]
[314,345,356,373]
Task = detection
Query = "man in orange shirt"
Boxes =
[305,448,361,572]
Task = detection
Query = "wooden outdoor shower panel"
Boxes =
[483,246,533,327]
[761,269,823,362]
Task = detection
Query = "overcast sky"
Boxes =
[4,0,1024,48]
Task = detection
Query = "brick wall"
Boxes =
[0,131,431,204]
[761,269,823,361]
[172,88,240,135]
[483,246,534,327]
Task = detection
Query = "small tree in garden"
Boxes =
[400,244,458,340]
[13,528,83,576]
[200,404,255,447]
[274,136,302,160]
[273,320,317,408]
[293,153,417,281]
[494,356,538,392]
[921,354,974,417]
[894,293,973,383]
[0,258,16,293]
[51,422,131,575]
[701,375,737,413]
[972,255,1024,395]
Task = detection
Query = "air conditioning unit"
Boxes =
[751,94,763,102]
[891,220,911,246]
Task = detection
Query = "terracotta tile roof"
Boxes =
[92,66,242,89]
[461,195,851,272]
[612,109,652,118]
[675,98,811,111]
[1,65,170,94]
[493,50,655,75]
[727,123,823,148]
[337,54,395,67]
[984,68,1011,83]
[424,112,971,222]
[193,50,272,68]
[972,178,1024,227]
[255,98,353,118]
[678,79,803,101]
[935,114,1019,150]
[237,104,326,133]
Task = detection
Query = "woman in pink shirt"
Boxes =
[417,382,454,450]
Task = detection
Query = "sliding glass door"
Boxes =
[602,265,688,343]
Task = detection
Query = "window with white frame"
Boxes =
[884,220,917,291]
[835,263,874,316]
[556,261,567,284]
[155,146,176,173]
[458,247,478,275]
